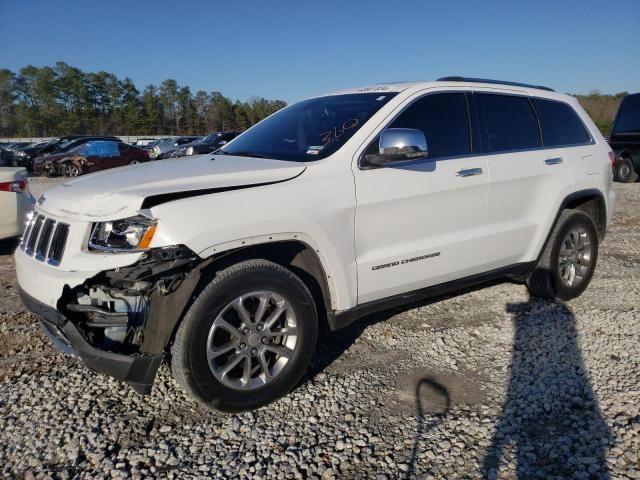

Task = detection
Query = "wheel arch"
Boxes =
[196,239,334,322]
[537,189,607,263]
[157,239,337,354]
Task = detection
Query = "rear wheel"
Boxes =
[614,157,638,183]
[171,260,318,412]
[526,209,598,301]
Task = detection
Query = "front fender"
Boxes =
[147,163,358,311]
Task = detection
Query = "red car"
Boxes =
[34,140,149,177]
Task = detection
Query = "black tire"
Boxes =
[171,259,318,413]
[526,209,598,301]
[614,157,638,183]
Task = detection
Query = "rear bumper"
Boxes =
[18,285,162,394]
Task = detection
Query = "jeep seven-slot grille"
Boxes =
[21,214,69,265]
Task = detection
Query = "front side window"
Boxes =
[532,98,591,147]
[479,94,541,153]
[388,92,471,158]
[612,94,640,134]
[219,93,397,162]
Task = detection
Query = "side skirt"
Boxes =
[330,262,536,331]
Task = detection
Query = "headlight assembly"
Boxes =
[186,147,194,156]
[89,216,157,252]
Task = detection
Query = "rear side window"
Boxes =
[479,94,541,152]
[389,93,471,158]
[532,98,591,146]
[612,94,640,134]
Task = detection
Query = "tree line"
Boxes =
[0,63,630,138]
[0,62,287,137]
[573,91,628,136]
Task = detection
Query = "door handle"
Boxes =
[543,157,563,165]
[456,167,483,177]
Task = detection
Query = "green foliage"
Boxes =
[573,91,628,137]
[0,63,287,137]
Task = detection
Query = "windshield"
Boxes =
[57,137,81,150]
[219,93,397,161]
[613,94,640,134]
[202,133,221,143]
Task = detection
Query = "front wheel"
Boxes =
[526,209,598,301]
[63,163,80,177]
[171,260,318,412]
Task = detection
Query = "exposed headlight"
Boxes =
[89,216,157,252]
[186,147,194,156]
[16,151,27,157]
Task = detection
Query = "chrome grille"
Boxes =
[21,214,70,266]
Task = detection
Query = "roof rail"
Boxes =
[437,76,555,92]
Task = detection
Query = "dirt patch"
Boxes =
[395,369,489,414]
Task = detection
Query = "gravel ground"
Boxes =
[1,179,638,480]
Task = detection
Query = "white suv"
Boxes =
[15,77,616,412]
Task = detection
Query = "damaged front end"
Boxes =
[22,245,204,394]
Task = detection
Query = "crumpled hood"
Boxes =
[37,154,306,221]
[34,152,74,165]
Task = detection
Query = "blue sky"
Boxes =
[1,0,638,103]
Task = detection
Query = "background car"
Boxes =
[133,138,158,146]
[1,142,35,166]
[169,131,239,158]
[609,92,640,182]
[34,140,149,177]
[11,136,119,171]
[150,136,202,159]
[0,167,34,240]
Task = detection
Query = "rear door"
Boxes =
[477,92,572,269]
[353,91,489,304]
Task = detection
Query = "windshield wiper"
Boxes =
[215,150,269,159]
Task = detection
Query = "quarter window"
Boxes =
[479,94,541,152]
[532,98,591,146]
[388,93,471,158]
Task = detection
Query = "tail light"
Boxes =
[608,151,616,167]
[0,180,27,193]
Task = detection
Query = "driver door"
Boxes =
[353,92,489,304]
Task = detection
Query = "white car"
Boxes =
[0,167,34,240]
[15,77,615,412]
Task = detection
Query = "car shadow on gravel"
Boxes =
[304,280,506,382]
[482,297,613,480]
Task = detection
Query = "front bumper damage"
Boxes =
[18,245,205,394]
[19,286,163,393]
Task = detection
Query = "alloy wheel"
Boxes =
[64,164,79,177]
[206,291,298,390]
[618,163,630,180]
[558,226,593,287]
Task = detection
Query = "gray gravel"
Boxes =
[1,180,638,479]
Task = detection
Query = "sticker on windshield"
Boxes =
[376,96,387,101]
[307,146,324,155]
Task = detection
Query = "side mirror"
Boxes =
[367,128,428,166]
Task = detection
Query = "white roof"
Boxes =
[320,79,570,102]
